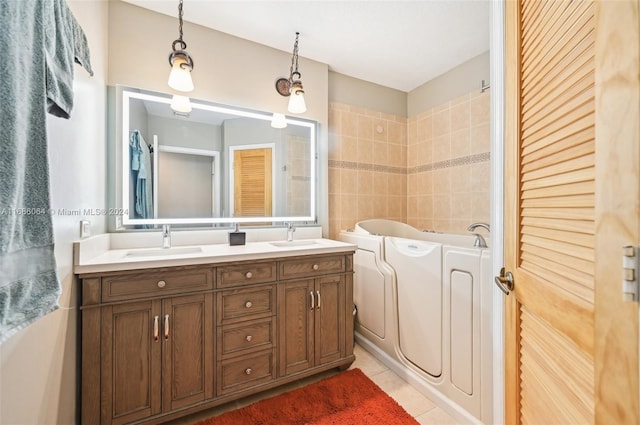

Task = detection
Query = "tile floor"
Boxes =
[167,343,462,425]
[349,344,461,425]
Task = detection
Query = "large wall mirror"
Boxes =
[119,87,317,227]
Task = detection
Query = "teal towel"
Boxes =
[0,0,92,344]
[129,131,154,220]
[46,0,93,118]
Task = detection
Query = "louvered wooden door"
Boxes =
[233,148,273,217]
[505,0,639,424]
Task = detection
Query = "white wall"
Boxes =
[408,51,490,115]
[328,52,490,119]
[108,0,330,232]
[0,1,108,423]
[108,1,328,122]
[328,71,407,116]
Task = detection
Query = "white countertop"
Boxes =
[74,233,356,274]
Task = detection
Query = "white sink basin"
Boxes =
[125,246,203,258]
[269,240,320,248]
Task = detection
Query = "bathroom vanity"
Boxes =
[76,238,355,425]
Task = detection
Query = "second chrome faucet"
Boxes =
[162,224,171,249]
[286,222,296,241]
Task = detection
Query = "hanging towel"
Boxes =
[46,0,94,118]
[129,130,154,220]
[0,0,92,344]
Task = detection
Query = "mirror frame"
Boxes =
[120,87,317,226]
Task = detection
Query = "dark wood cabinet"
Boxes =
[98,293,214,425]
[278,279,315,375]
[315,275,345,366]
[162,294,214,411]
[80,252,354,425]
[278,259,350,377]
[101,300,162,425]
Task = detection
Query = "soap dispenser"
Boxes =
[228,223,246,246]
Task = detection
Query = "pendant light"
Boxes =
[271,113,287,129]
[275,32,307,114]
[170,94,192,114]
[168,0,194,92]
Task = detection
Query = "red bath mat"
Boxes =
[195,368,419,425]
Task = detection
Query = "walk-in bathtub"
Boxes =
[339,219,492,424]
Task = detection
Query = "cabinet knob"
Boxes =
[245,271,253,279]
[313,264,319,270]
[245,368,252,375]
[157,280,166,288]
[245,301,253,308]
[245,335,253,342]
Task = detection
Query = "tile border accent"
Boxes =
[328,152,490,174]
[408,152,491,173]
[327,160,406,174]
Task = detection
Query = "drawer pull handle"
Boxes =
[245,368,252,375]
[245,301,253,308]
[164,314,170,340]
[157,280,166,288]
[312,264,319,271]
[310,291,315,310]
[245,271,253,279]
[245,335,253,342]
[316,290,321,309]
[153,316,159,341]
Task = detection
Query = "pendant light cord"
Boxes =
[178,0,184,42]
[289,32,300,80]
[173,0,187,51]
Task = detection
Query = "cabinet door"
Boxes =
[278,279,315,376]
[315,275,345,365]
[162,293,214,411]
[101,300,162,425]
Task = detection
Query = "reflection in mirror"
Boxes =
[120,87,316,226]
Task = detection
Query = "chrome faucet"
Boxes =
[467,222,490,248]
[162,224,171,249]
[286,222,296,242]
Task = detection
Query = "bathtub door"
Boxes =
[504,1,639,424]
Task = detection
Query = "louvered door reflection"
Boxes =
[233,148,273,217]
[505,0,596,423]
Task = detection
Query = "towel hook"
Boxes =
[481,79,491,93]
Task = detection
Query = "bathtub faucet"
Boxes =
[467,222,490,248]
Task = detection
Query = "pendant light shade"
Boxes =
[287,88,306,114]
[168,56,194,92]
[170,94,192,113]
[271,113,287,128]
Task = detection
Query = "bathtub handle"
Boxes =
[310,291,315,310]
[494,267,514,295]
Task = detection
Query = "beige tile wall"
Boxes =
[328,103,407,240]
[327,90,490,240]
[286,134,310,216]
[407,91,491,233]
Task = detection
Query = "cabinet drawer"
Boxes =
[218,351,275,395]
[218,318,275,360]
[102,269,213,302]
[279,255,346,280]
[217,262,277,288]
[218,286,276,324]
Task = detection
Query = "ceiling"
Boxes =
[123,0,490,92]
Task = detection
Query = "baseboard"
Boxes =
[355,332,483,425]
